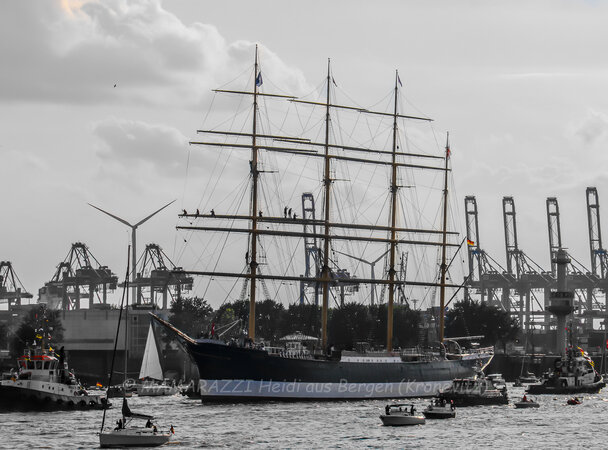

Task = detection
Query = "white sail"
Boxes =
[139,323,163,381]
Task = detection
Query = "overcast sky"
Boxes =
[2,0,608,309]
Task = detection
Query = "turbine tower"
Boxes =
[88,200,176,304]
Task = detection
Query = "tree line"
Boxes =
[168,297,519,350]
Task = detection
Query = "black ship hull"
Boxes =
[185,340,492,401]
[527,380,606,395]
[0,384,109,410]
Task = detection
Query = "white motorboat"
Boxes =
[423,399,456,419]
[380,404,425,426]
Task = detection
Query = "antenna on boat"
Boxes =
[88,200,176,304]
[439,132,451,344]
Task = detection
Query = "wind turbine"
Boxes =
[333,249,389,305]
[88,200,176,304]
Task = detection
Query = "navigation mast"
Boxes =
[248,45,261,340]
[321,59,333,351]
[386,70,400,352]
[439,133,450,343]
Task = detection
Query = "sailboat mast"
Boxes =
[321,59,332,351]
[439,133,450,344]
[248,45,260,340]
[386,71,400,353]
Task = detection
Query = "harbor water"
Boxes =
[1,384,606,448]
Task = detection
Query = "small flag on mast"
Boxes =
[255,71,263,87]
[397,75,402,87]
[331,76,337,87]
[467,239,475,246]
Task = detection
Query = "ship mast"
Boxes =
[248,45,261,340]
[386,71,400,353]
[321,59,332,352]
[438,133,450,344]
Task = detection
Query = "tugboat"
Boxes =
[527,345,605,395]
[437,370,509,406]
[528,249,606,395]
[0,345,108,410]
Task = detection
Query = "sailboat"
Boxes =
[137,323,178,396]
[154,46,493,401]
[99,247,173,447]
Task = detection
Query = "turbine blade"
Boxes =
[135,199,176,227]
[88,203,133,228]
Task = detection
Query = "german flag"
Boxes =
[96,382,103,388]
[467,239,475,246]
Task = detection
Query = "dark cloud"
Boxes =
[0,0,308,106]
[93,117,191,176]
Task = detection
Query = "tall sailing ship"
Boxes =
[156,46,493,401]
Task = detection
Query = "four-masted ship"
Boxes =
[155,46,493,401]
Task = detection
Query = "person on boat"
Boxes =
[450,400,455,411]
[152,425,158,433]
[146,419,153,428]
[170,425,175,434]
[410,405,416,415]
[385,405,390,415]
[522,394,528,402]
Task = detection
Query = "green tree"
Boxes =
[328,303,373,350]
[371,304,421,349]
[445,298,519,349]
[168,296,213,338]
[214,299,285,343]
[280,303,322,338]
[10,305,64,359]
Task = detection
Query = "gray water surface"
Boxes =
[1,385,605,448]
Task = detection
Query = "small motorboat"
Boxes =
[519,371,539,384]
[514,395,539,409]
[423,399,456,419]
[380,404,425,426]
[567,397,582,405]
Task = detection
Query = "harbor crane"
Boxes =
[39,242,118,310]
[0,262,33,309]
[502,196,552,331]
[464,196,513,309]
[122,243,193,310]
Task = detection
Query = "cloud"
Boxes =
[93,117,191,176]
[572,110,608,145]
[0,0,310,107]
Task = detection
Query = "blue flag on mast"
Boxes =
[255,71,263,87]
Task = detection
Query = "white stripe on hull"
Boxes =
[199,379,453,399]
